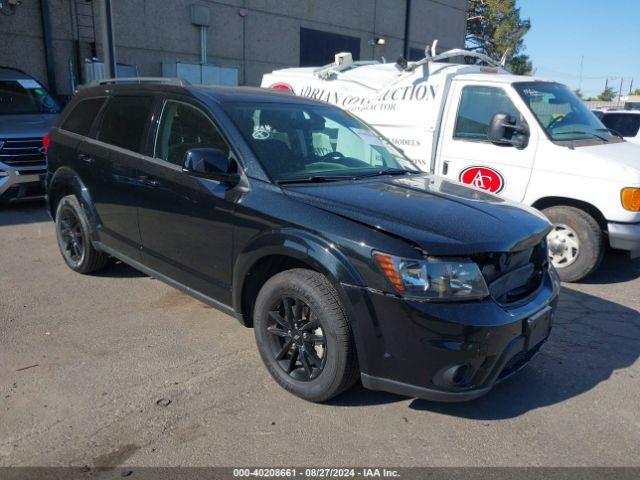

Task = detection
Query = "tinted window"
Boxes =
[61,97,106,136]
[0,79,61,114]
[601,113,640,137]
[154,100,229,166]
[454,86,519,140]
[300,28,360,67]
[98,96,153,153]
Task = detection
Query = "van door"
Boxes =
[436,82,538,202]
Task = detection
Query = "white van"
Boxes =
[262,45,640,282]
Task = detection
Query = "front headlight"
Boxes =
[373,252,490,301]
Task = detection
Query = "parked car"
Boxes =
[46,80,560,402]
[597,110,640,145]
[0,66,60,204]
[263,44,640,282]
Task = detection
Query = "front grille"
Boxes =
[475,239,548,305]
[0,138,46,170]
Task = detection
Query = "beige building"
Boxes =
[0,0,467,97]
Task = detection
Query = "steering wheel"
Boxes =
[318,151,344,162]
[547,111,578,130]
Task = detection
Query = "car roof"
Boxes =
[75,82,328,107]
[0,66,34,81]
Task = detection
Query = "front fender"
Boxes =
[232,228,365,313]
[47,166,100,238]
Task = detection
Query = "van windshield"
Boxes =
[513,82,615,142]
[223,102,419,183]
[0,79,61,115]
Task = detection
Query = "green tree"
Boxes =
[466,0,533,75]
[631,88,640,96]
[597,86,617,102]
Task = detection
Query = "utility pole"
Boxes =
[630,79,634,95]
[618,77,624,103]
[98,0,117,78]
[403,0,412,59]
[578,55,584,91]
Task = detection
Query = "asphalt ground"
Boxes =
[1,202,639,468]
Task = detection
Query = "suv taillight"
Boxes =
[42,132,50,156]
[269,83,293,92]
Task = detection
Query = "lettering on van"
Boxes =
[459,166,505,194]
[387,138,422,147]
[296,84,436,112]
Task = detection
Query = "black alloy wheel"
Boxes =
[58,208,84,265]
[266,295,327,381]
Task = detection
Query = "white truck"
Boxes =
[262,44,640,282]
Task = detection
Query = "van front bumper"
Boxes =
[608,222,640,256]
[342,269,560,402]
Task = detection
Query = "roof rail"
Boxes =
[91,77,190,86]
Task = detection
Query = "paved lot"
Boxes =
[1,203,639,468]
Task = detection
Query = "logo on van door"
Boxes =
[459,166,505,194]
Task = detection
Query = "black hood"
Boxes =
[284,174,552,255]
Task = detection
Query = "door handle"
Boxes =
[442,161,449,175]
[138,174,161,187]
[78,153,95,164]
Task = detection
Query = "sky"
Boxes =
[518,0,640,98]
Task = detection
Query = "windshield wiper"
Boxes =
[554,130,609,142]
[277,175,357,185]
[597,127,624,139]
[355,168,421,178]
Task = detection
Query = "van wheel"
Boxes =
[542,206,604,282]
[55,195,108,273]
[253,269,359,402]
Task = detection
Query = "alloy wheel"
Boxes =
[58,209,84,264]
[266,295,326,381]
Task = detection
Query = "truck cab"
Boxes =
[262,46,640,282]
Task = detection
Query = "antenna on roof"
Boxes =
[499,49,510,67]
[430,40,439,58]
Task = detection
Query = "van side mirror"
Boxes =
[182,148,240,185]
[488,112,529,149]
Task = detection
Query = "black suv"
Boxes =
[46,80,560,402]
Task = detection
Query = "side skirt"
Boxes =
[93,241,238,320]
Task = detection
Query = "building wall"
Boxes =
[0,0,466,96]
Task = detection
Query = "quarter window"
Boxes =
[154,101,229,166]
[60,97,106,136]
[97,96,153,153]
[454,86,520,141]
[601,113,640,138]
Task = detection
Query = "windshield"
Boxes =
[223,102,418,183]
[513,82,614,142]
[0,79,61,115]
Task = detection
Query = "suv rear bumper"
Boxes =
[608,222,640,256]
[342,268,560,402]
[0,162,46,203]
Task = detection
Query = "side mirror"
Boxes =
[488,112,529,149]
[182,148,240,185]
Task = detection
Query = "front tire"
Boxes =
[543,206,604,282]
[55,194,108,274]
[253,269,359,402]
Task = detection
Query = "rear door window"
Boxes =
[454,86,519,141]
[60,97,106,136]
[97,95,154,153]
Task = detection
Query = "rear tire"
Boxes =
[543,206,604,282]
[55,194,108,274]
[253,269,359,402]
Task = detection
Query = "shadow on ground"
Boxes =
[0,201,49,227]
[578,249,640,284]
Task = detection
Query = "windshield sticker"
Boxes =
[252,125,273,140]
[351,128,384,147]
[17,79,41,89]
